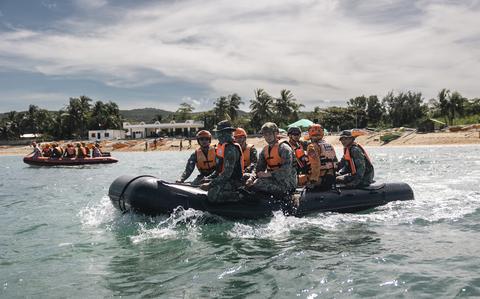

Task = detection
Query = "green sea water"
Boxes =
[1,146,480,298]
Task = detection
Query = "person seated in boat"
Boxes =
[63,143,76,158]
[336,130,374,188]
[234,127,257,174]
[51,143,64,158]
[306,124,338,191]
[83,142,91,157]
[245,122,297,197]
[76,143,88,158]
[176,130,216,186]
[287,126,310,186]
[92,142,103,157]
[30,141,42,158]
[200,120,244,202]
[42,143,52,157]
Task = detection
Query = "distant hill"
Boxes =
[120,108,173,122]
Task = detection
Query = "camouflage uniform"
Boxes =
[244,145,258,174]
[206,121,244,203]
[252,142,297,195]
[207,143,243,202]
[179,148,215,186]
[337,144,374,188]
[289,139,310,175]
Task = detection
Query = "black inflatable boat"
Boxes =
[108,175,414,219]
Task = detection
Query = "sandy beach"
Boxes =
[1,130,479,156]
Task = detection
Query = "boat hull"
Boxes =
[23,156,118,166]
[108,175,414,219]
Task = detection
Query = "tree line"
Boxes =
[0,96,122,140]
[182,88,480,133]
[1,88,479,140]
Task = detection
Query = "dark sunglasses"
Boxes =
[198,137,210,141]
[290,133,301,136]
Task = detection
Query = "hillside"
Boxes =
[120,108,249,123]
[120,108,173,122]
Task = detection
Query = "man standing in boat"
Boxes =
[200,120,244,202]
[177,130,216,186]
[246,122,297,196]
[336,130,374,188]
[233,127,258,174]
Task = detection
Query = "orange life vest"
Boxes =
[66,147,76,157]
[344,143,372,175]
[242,144,254,169]
[263,140,290,171]
[52,146,63,158]
[307,140,337,183]
[289,140,309,169]
[195,146,216,173]
[77,147,87,158]
[317,141,337,171]
[216,142,244,175]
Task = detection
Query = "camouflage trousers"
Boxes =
[207,181,242,203]
[191,174,207,186]
[251,176,290,195]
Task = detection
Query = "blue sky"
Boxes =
[1,0,479,112]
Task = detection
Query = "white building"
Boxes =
[88,129,126,141]
[123,120,204,139]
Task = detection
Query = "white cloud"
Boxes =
[73,0,108,9]
[0,0,479,109]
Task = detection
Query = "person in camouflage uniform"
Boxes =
[287,126,310,185]
[176,130,216,186]
[336,130,374,188]
[201,120,244,203]
[245,122,297,195]
[234,127,258,174]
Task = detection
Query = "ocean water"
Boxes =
[1,145,480,298]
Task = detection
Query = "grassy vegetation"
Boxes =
[451,115,480,125]
[380,132,402,143]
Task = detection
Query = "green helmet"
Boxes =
[260,122,279,134]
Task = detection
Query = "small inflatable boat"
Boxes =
[108,175,414,219]
[23,155,118,166]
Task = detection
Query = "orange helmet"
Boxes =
[234,128,247,138]
[308,124,324,138]
[196,130,212,139]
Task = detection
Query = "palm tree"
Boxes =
[214,96,230,121]
[2,111,22,139]
[227,93,244,121]
[448,91,465,125]
[249,89,273,131]
[437,89,451,124]
[175,102,194,122]
[274,89,303,126]
[66,96,92,138]
[25,105,39,135]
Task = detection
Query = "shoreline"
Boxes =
[1,131,479,156]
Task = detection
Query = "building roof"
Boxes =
[123,120,204,129]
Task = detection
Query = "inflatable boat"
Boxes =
[23,155,118,166]
[108,175,414,219]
